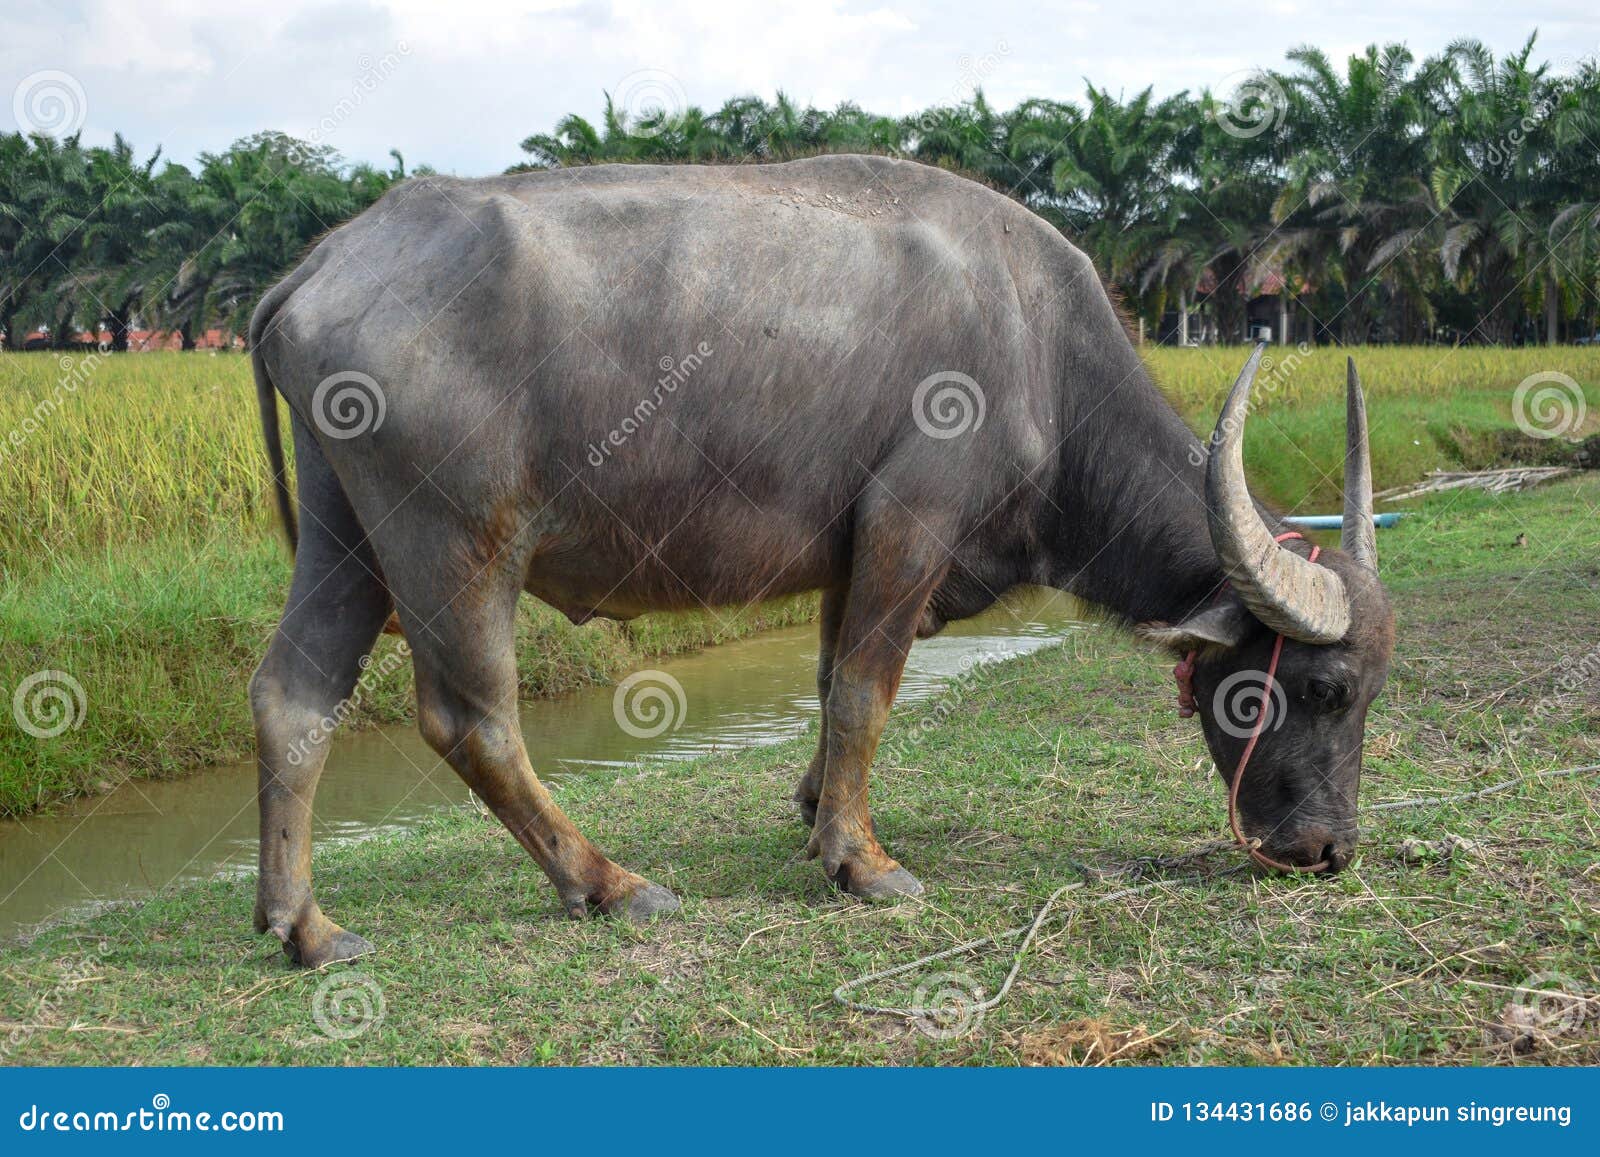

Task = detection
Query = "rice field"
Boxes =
[1,351,271,567]
[3,346,1597,567]
[1147,344,1600,510]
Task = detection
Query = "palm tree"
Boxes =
[0,133,95,347]
[1528,59,1600,342]
[1045,85,1190,329]
[165,133,369,340]
[822,102,905,155]
[1425,36,1561,344]
[1268,45,1440,343]
[0,132,34,348]
[71,134,162,350]
[905,91,998,173]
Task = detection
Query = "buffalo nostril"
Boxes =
[1320,844,1350,873]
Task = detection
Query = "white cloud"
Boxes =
[1,0,1593,174]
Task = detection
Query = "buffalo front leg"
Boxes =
[805,513,948,901]
[794,587,845,827]
[252,428,393,966]
[402,570,679,923]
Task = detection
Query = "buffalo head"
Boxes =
[1145,348,1395,872]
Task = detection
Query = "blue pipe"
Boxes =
[1282,513,1406,530]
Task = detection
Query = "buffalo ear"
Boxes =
[1137,601,1254,653]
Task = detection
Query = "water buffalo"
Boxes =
[250,154,1393,967]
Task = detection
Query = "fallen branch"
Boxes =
[1375,466,1574,503]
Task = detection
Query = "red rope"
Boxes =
[1176,532,1330,874]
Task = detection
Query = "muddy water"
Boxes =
[0,588,1085,939]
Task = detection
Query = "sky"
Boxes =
[4,0,1598,175]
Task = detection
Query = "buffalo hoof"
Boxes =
[590,878,681,924]
[835,862,925,903]
[274,924,375,969]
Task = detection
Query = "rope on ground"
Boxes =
[835,881,1125,1019]
[833,761,1600,1023]
[1365,762,1600,812]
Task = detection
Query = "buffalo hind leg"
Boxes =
[251,425,393,967]
[805,509,948,901]
[403,570,679,923]
[794,587,845,827]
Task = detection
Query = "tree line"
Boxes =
[3,34,1597,351]
[0,132,411,350]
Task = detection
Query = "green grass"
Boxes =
[3,475,1596,1066]
[1,345,1595,814]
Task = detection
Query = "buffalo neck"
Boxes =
[1045,348,1230,627]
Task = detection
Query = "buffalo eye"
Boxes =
[1304,678,1347,711]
